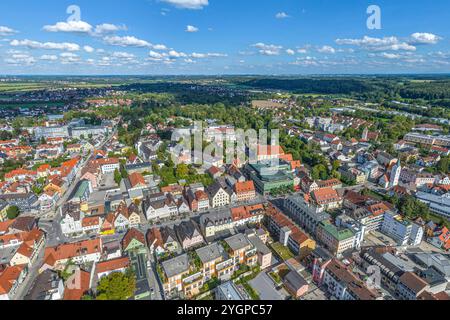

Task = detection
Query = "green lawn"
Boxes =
[270,242,295,261]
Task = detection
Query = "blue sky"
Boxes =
[0,0,449,75]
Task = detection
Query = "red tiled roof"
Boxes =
[0,265,25,295]
[235,181,255,194]
[96,257,129,274]
[128,172,146,188]
[311,188,341,205]
[63,270,91,300]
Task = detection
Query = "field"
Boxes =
[270,242,295,261]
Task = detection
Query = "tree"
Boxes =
[6,206,20,220]
[311,164,328,180]
[437,156,449,174]
[176,164,189,178]
[114,169,122,185]
[95,270,136,300]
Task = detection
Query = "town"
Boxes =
[0,75,449,302]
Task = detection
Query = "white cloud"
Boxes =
[112,51,135,60]
[5,53,36,66]
[10,39,80,51]
[161,0,209,10]
[94,23,127,35]
[409,32,442,45]
[317,45,336,54]
[83,45,95,53]
[40,54,58,61]
[0,26,18,36]
[151,44,168,50]
[191,52,227,58]
[103,35,151,47]
[252,43,283,56]
[60,52,81,64]
[149,50,164,59]
[297,48,308,54]
[43,20,93,33]
[275,12,290,19]
[290,56,319,67]
[186,25,199,33]
[336,36,416,51]
[286,49,295,55]
[168,50,187,58]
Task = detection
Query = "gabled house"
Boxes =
[207,182,230,208]
[174,220,205,250]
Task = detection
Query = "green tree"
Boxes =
[311,164,328,180]
[114,169,122,185]
[6,206,20,220]
[176,164,189,178]
[437,156,449,174]
[96,270,136,300]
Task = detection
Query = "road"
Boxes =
[13,244,46,300]
[17,128,118,299]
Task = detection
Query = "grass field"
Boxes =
[270,242,295,261]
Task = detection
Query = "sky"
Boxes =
[0,0,449,75]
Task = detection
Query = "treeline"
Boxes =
[241,78,372,95]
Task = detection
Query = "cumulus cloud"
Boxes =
[168,50,187,58]
[186,25,199,33]
[10,39,80,51]
[317,45,336,54]
[5,53,36,65]
[112,51,135,60]
[409,32,442,45]
[43,20,93,33]
[40,54,58,61]
[191,52,227,58]
[103,35,151,47]
[149,50,164,59]
[161,0,209,10]
[151,44,168,50]
[286,49,295,55]
[83,45,95,53]
[94,23,127,35]
[60,52,81,64]
[0,26,18,36]
[336,36,416,51]
[275,12,290,19]
[252,43,283,56]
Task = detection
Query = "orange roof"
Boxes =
[0,265,25,295]
[121,228,145,250]
[257,145,284,156]
[62,157,80,169]
[311,188,341,204]
[280,153,294,162]
[128,172,146,188]
[37,164,51,172]
[44,238,102,267]
[194,190,208,200]
[63,270,91,300]
[82,216,100,228]
[366,202,390,216]
[4,169,37,179]
[96,257,130,274]
[147,227,163,248]
[0,220,14,234]
[231,206,248,221]
[290,160,302,170]
[161,184,183,194]
[235,181,255,194]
